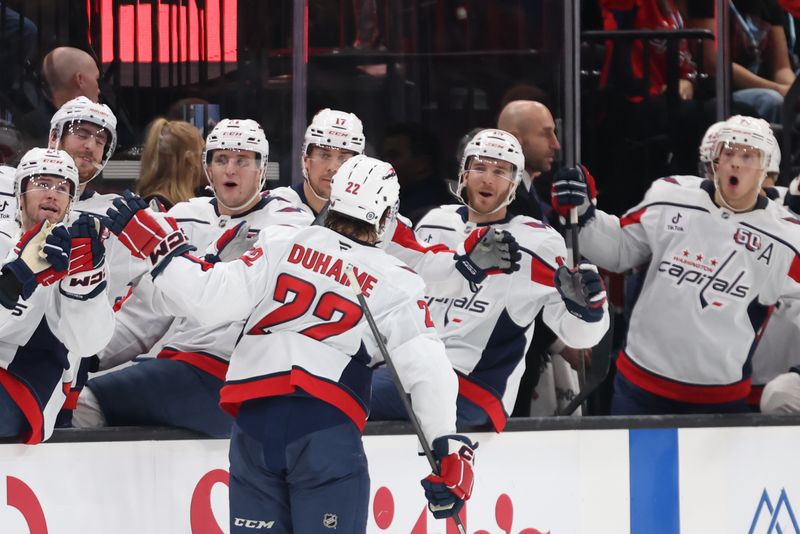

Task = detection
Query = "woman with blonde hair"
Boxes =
[136,118,206,210]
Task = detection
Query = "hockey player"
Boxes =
[0,148,113,443]
[371,129,609,431]
[74,119,312,437]
[103,155,476,532]
[552,115,800,415]
[271,108,522,296]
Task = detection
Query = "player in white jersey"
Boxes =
[48,96,147,303]
[103,155,476,532]
[553,114,800,414]
[74,119,312,437]
[371,129,609,431]
[0,148,112,443]
[270,108,522,296]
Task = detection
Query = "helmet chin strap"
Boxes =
[305,177,330,202]
[712,164,764,213]
[453,172,516,217]
[204,167,264,214]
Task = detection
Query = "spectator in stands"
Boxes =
[0,3,37,93]
[381,123,452,224]
[686,0,796,123]
[136,118,206,210]
[601,0,698,101]
[41,47,101,108]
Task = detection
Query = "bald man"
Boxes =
[497,99,588,417]
[497,100,561,182]
[42,47,101,108]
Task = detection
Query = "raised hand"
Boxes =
[554,262,607,323]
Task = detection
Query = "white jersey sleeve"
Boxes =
[150,228,280,326]
[95,278,174,370]
[383,215,473,297]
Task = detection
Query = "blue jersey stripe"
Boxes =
[629,428,680,534]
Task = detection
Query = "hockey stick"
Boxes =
[567,207,588,409]
[558,328,612,416]
[344,267,468,534]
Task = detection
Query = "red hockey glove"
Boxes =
[554,262,607,323]
[60,213,108,300]
[420,434,477,519]
[102,190,194,277]
[551,164,597,223]
[3,221,71,300]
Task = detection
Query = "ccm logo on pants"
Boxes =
[233,518,275,529]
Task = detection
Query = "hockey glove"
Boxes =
[2,221,71,301]
[420,434,477,519]
[102,190,194,277]
[60,213,107,300]
[454,226,521,287]
[551,165,597,224]
[554,263,607,323]
[204,221,256,264]
[785,177,800,216]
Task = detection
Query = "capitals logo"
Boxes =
[657,249,750,309]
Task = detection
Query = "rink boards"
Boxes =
[0,421,799,533]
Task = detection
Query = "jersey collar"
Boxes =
[457,205,515,226]
[210,196,269,218]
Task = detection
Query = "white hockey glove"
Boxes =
[204,221,257,264]
[554,263,607,323]
[2,220,71,304]
[454,226,521,288]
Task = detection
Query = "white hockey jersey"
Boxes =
[99,195,312,377]
[580,176,800,403]
[149,224,458,443]
[269,184,475,296]
[415,205,609,431]
[0,227,114,443]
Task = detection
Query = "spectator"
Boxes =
[497,99,561,223]
[41,47,101,108]
[136,118,206,210]
[686,0,796,123]
[381,123,452,224]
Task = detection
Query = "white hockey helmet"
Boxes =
[713,115,777,175]
[456,128,525,213]
[202,119,269,209]
[328,155,399,240]
[699,121,725,166]
[50,96,118,178]
[14,148,79,222]
[302,109,365,175]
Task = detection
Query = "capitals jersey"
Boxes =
[415,205,609,431]
[73,188,149,302]
[269,184,475,296]
[98,195,312,377]
[0,228,114,443]
[580,177,800,403]
[150,224,458,443]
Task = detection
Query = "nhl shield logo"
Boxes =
[323,513,338,529]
